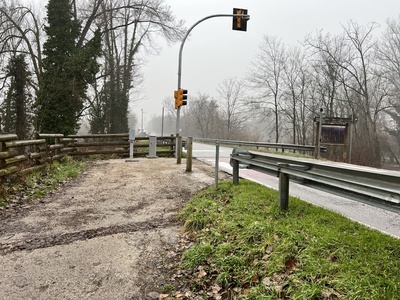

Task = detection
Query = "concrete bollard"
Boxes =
[147,134,157,158]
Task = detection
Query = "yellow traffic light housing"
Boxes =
[180,89,188,106]
[174,88,188,109]
[174,90,180,109]
[233,8,248,31]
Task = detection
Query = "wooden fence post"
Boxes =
[0,138,6,170]
[185,137,193,172]
[55,136,60,156]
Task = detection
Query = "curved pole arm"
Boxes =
[177,13,250,88]
[175,13,250,157]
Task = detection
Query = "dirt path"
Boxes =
[0,158,225,299]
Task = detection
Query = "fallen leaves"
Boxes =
[284,256,299,272]
[197,265,207,278]
[321,290,342,299]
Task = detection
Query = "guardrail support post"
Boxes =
[278,164,289,210]
[232,159,239,185]
[186,137,193,172]
[215,140,219,188]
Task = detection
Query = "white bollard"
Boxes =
[147,134,157,158]
[126,128,138,162]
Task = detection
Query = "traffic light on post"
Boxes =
[180,89,188,106]
[232,8,248,31]
[174,90,180,109]
[174,88,188,109]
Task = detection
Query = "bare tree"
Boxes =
[0,2,42,136]
[216,77,248,140]
[162,96,177,117]
[281,45,312,144]
[305,21,389,166]
[0,2,43,93]
[248,35,286,142]
[377,17,400,92]
[377,16,400,164]
[0,0,185,134]
[89,0,185,133]
[181,93,221,138]
[305,31,346,117]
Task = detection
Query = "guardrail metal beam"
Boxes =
[230,148,400,210]
[194,138,326,153]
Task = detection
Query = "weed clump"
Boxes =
[0,157,86,208]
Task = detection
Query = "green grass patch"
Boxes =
[0,157,86,206]
[179,180,400,299]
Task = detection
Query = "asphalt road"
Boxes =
[190,142,400,239]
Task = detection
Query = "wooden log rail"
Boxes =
[0,134,49,177]
[0,133,176,178]
[66,134,175,157]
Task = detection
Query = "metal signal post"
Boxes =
[175,10,250,158]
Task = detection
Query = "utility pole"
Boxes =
[141,109,144,134]
[317,108,323,160]
[161,107,164,137]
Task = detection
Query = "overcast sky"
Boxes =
[139,0,400,126]
[29,0,400,129]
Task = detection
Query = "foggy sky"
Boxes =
[22,0,400,131]
[139,0,400,129]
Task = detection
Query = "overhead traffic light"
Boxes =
[174,88,188,109]
[232,8,248,31]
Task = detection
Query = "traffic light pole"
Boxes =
[175,13,250,157]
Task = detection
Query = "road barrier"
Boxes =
[193,138,326,154]
[230,148,400,210]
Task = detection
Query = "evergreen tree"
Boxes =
[37,0,101,135]
[89,0,184,134]
[1,55,31,139]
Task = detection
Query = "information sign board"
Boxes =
[321,125,346,144]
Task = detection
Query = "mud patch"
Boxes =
[0,217,176,255]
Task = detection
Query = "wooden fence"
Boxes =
[0,133,176,178]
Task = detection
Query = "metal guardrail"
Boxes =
[193,138,326,153]
[230,148,400,210]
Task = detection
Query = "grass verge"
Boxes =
[0,157,86,207]
[177,179,400,299]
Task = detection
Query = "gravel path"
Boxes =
[0,158,223,300]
